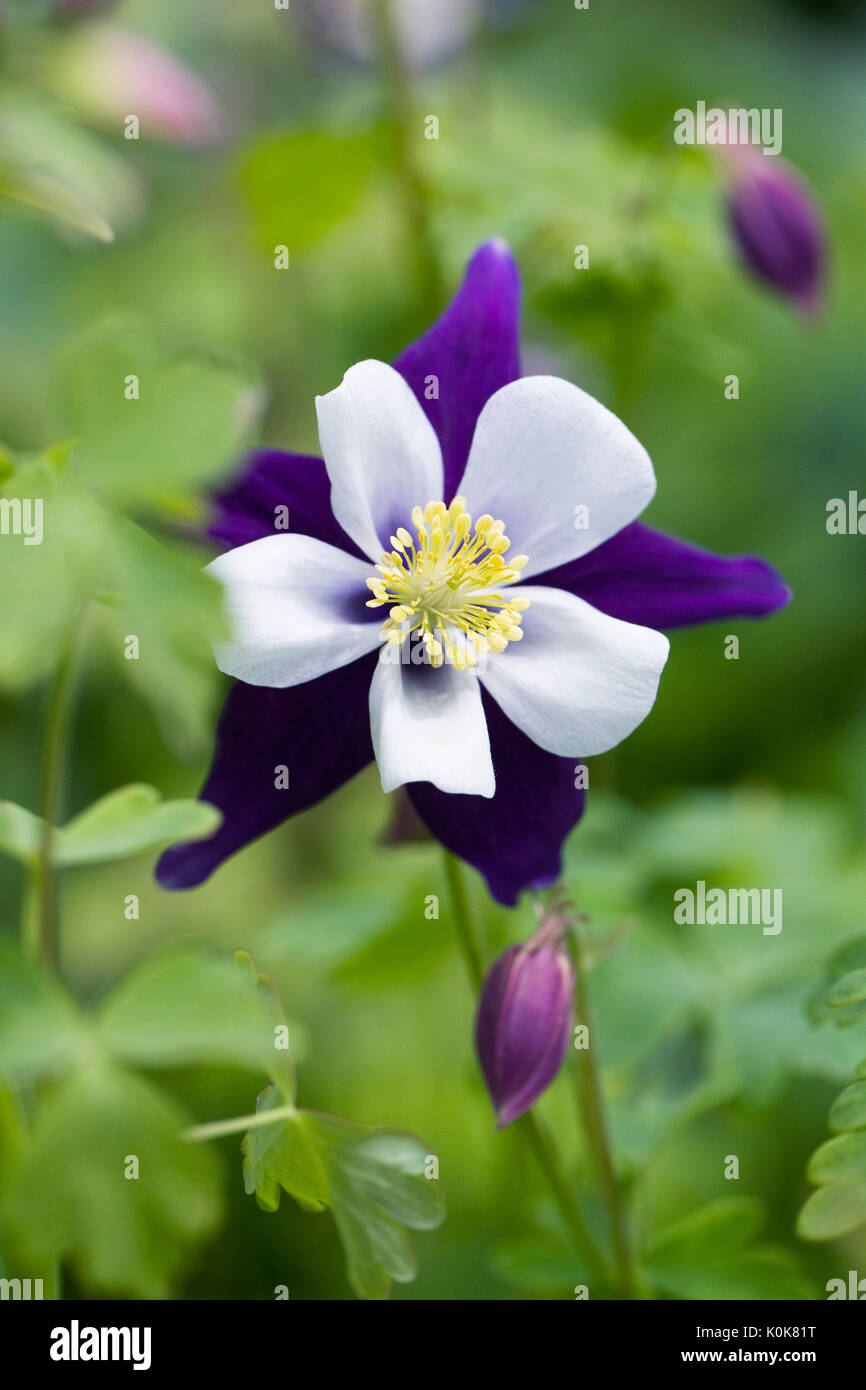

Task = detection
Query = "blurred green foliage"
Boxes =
[0,0,864,1299]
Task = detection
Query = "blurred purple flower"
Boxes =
[725,147,825,315]
[51,25,223,147]
[476,930,574,1127]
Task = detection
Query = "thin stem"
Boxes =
[443,850,610,1289]
[23,608,88,970]
[442,849,485,988]
[371,0,445,317]
[517,1109,608,1280]
[572,930,638,1297]
[183,1104,297,1144]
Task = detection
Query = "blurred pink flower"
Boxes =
[51,25,223,147]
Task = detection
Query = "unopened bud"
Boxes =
[724,147,825,316]
[475,934,574,1128]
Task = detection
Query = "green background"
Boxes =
[0,0,864,1299]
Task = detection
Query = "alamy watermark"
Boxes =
[0,496,43,545]
[674,102,782,156]
[674,880,782,935]
[50,1320,151,1371]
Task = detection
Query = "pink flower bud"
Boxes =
[51,25,223,148]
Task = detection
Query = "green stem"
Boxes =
[442,849,485,988]
[183,1104,297,1144]
[443,851,610,1289]
[23,608,87,971]
[372,0,445,317]
[572,930,638,1297]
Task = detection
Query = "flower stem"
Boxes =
[443,850,610,1289]
[183,1104,297,1144]
[23,608,88,971]
[442,848,485,989]
[572,928,638,1297]
[372,0,445,317]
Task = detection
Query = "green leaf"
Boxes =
[0,942,88,1084]
[798,1184,866,1242]
[489,1239,590,1296]
[103,521,228,758]
[98,947,278,1074]
[0,786,220,868]
[59,784,220,866]
[643,1199,813,1300]
[827,968,866,1009]
[63,318,260,506]
[242,1088,445,1299]
[829,1080,866,1133]
[0,1088,24,1197]
[0,802,43,865]
[644,1197,764,1265]
[806,1130,866,1186]
[808,939,866,1027]
[798,1122,866,1240]
[0,91,142,243]
[238,128,383,254]
[1,1062,222,1298]
[242,1087,328,1216]
[0,463,108,690]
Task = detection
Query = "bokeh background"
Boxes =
[1,0,865,1300]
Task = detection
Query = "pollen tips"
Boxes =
[366,498,531,668]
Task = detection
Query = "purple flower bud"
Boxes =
[725,148,825,315]
[475,938,574,1128]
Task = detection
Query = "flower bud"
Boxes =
[48,25,223,148]
[725,148,825,315]
[475,937,574,1128]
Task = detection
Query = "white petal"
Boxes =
[476,585,669,757]
[457,376,656,578]
[207,533,382,687]
[369,650,495,797]
[316,360,444,562]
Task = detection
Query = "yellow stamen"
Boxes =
[370,500,530,666]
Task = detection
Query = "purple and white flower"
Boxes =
[158,240,790,905]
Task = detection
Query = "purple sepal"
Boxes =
[156,653,377,889]
[534,521,792,630]
[408,691,585,907]
[210,449,365,558]
[394,238,522,500]
[476,941,574,1127]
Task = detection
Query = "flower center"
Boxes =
[365,496,530,668]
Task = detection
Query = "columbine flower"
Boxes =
[476,924,574,1127]
[724,145,825,315]
[157,240,790,904]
